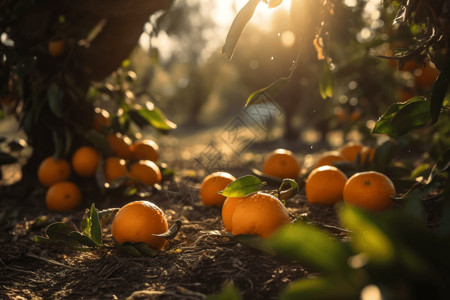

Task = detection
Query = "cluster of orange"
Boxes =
[38,146,100,212]
[305,143,395,211]
[197,144,396,240]
[38,108,162,212]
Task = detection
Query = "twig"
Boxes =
[0,258,36,275]
[25,253,75,269]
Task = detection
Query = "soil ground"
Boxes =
[0,126,348,299]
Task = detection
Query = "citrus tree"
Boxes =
[0,0,174,182]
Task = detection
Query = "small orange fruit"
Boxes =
[350,109,361,122]
[359,146,375,164]
[111,200,168,250]
[130,139,159,162]
[48,40,65,57]
[107,134,132,159]
[71,146,100,177]
[230,192,292,238]
[37,156,71,187]
[334,107,349,123]
[343,171,396,211]
[129,160,162,186]
[314,151,346,168]
[414,62,440,90]
[104,157,128,182]
[200,172,236,206]
[93,108,110,132]
[305,166,348,205]
[339,143,364,163]
[45,181,82,212]
[222,196,246,231]
[262,149,301,179]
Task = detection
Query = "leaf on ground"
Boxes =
[153,219,182,240]
[279,179,299,200]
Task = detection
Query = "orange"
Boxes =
[262,149,301,179]
[107,134,132,159]
[334,107,349,123]
[129,160,162,186]
[111,200,168,250]
[359,146,375,164]
[48,40,65,57]
[93,108,110,132]
[200,172,236,206]
[343,171,396,211]
[130,139,159,162]
[314,151,346,168]
[305,166,348,205]
[222,196,246,231]
[227,192,291,238]
[339,143,364,163]
[37,156,71,187]
[104,157,128,182]
[350,109,361,122]
[45,181,82,212]
[414,62,440,90]
[71,146,100,177]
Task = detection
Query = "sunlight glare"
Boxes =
[361,285,382,300]
[281,30,296,48]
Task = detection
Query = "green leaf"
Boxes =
[279,276,360,300]
[152,219,182,240]
[47,83,65,118]
[430,59,450,123]
[268,222,351,273]
[245,76,289,107]
[0,152,17,165]
[133,242,159,257]
[373,97,421,135]
[69,231,98,248]
[339,205,395,263]
[221,0,260,60]
[234,234,276,256]
[279,179,299,200]
[319,64,334,99]
[372,97,431,137]
[118,243,143,257]
[131,107,177,132]
[89,203,102,245]
[112,237,158,257]
[219,175,265,197]
[389,99,431,136]
[206,282,242,300]
[44,222,80,247]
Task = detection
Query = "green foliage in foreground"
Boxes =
[212,202,450,299]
